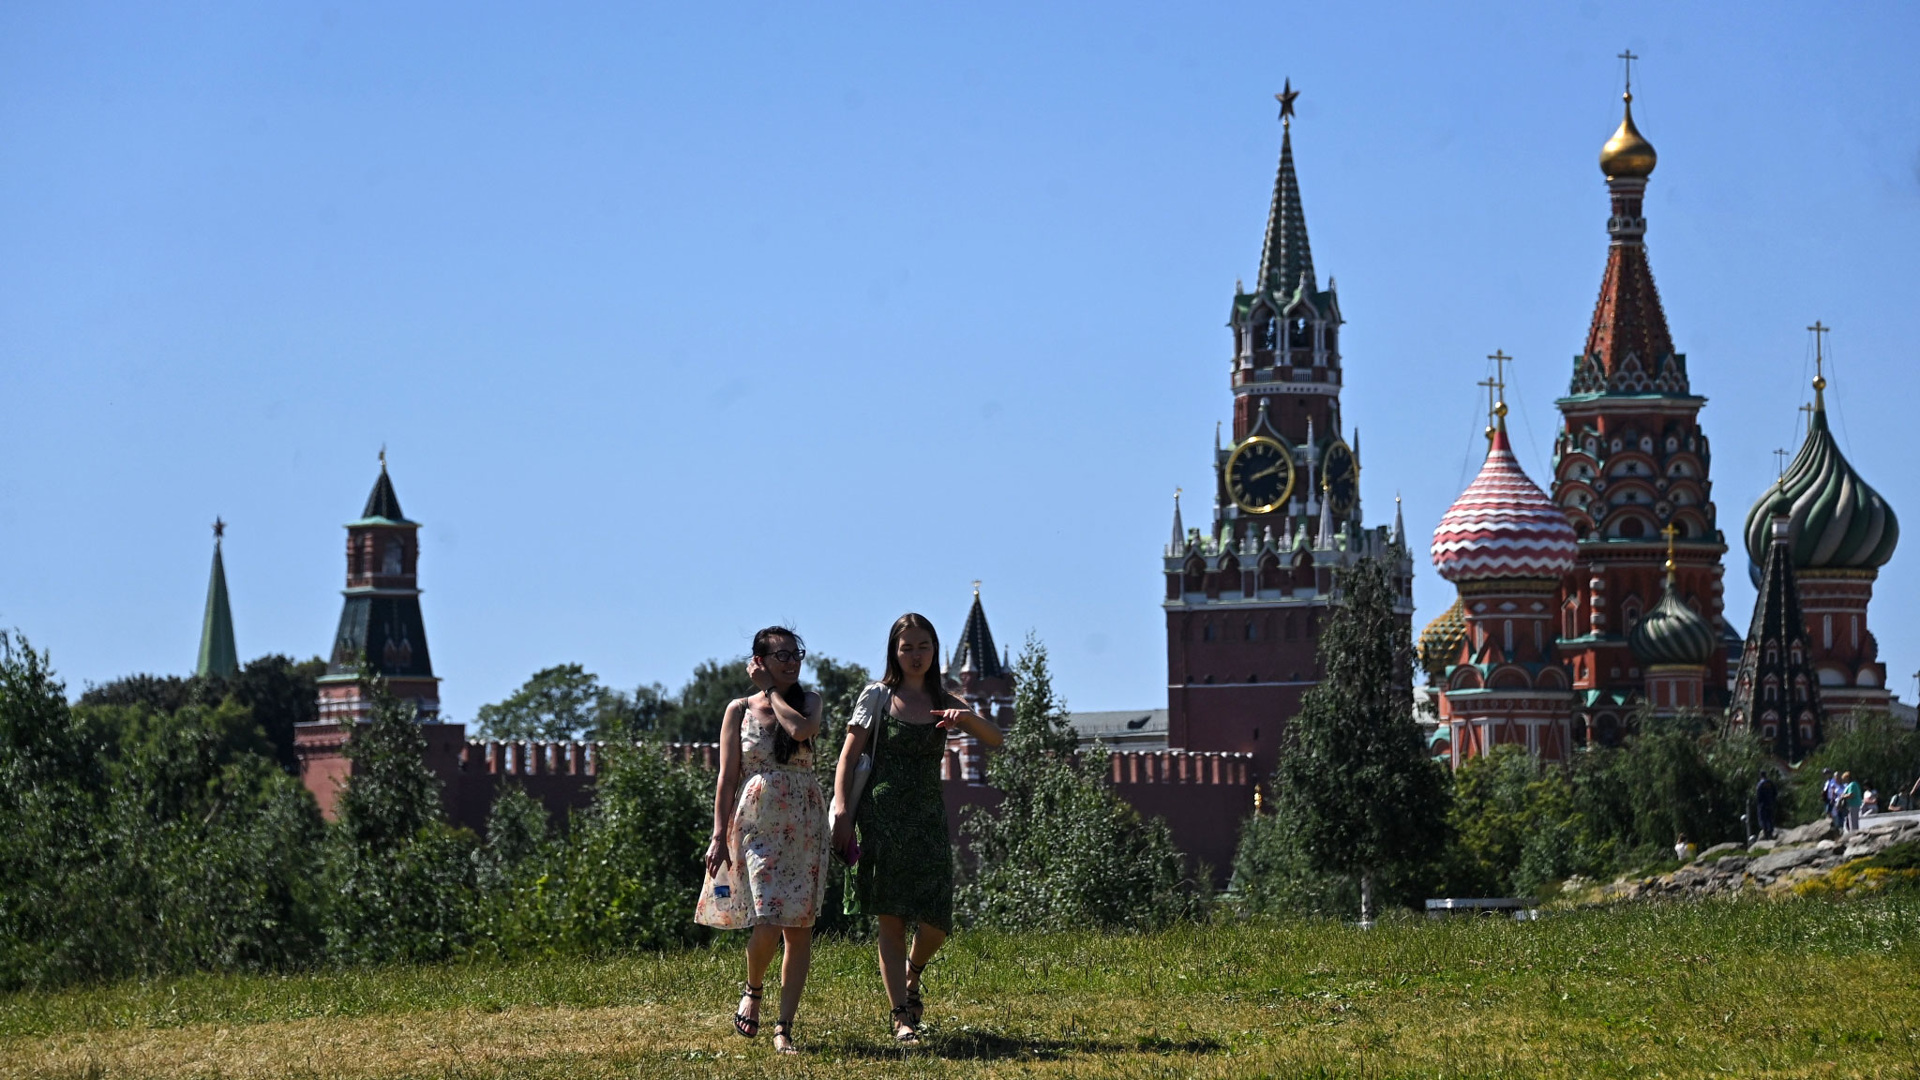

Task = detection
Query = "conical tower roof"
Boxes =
[949,584,1005,680]
[196,520,238,679]
[1742,374,1898,579]
[1258,82,1315,300]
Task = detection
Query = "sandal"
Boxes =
[772,1019,798,1055]
[905,959,928,1025]
[890,1004,920,1044]
[733,983,763,1038]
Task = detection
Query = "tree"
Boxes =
[958,635,1198,931]
[476,664,616,741]
[1272,557,1448,923]
[1797,711,1920,822]
[320,673,476,964]
[77,654,325,773]
[671,658,754,742]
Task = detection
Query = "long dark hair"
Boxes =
[881,612,959,709]
[752,626,810,764]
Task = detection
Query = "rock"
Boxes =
[1715,856,1750,873]
[1751,846,1823,876]
[1815,839,1840,852]
[1697,842,1741,861]
[1777,820,1836,845]
[1748,839,1778,852]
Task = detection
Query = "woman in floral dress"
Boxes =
[831,613,1004,1043]
[696,627,828,1056]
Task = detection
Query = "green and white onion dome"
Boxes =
[1628,585,1716,667]
[1742,392,1898,583]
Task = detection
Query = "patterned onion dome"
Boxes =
[1741,392,1898,581]
[1628,586,1716,667]
[1431,426,1579,582]
[1418,598,1467,684]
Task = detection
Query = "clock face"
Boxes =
[1226,436,1296,514]
[1323,438,1359,519]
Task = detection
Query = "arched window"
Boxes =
[1257,313,1277,351]
[1244,620,1257,642]
[1203,620,1216,643]
[1288,317,1311,348]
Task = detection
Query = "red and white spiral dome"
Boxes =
[1431,427,1579,583]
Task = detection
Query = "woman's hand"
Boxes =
[831,811,855,861]
[933,708,976,731]
[746,655,774,692]
[705,834,731,878]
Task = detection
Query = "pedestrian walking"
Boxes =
[1839,771,1863,833]
[1755,770,1777,841]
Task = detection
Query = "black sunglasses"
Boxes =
[766,649,806,663]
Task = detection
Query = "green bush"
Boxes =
[958,636,1201,932]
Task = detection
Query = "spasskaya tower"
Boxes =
[1162,82,1414,778]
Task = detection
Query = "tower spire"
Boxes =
[1257,79,1316,298]
[196,519,239,679]
[1578,59,1676,396]
[1170,488,1185,551]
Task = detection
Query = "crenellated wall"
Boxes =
[296,724,1255,883]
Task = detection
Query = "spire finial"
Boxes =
[212,517,226,542]
[1807,320,1830,406]
[1618,48,1638,103]
[972,579,981,597]
[1661,521,1679,583]
[1276,78,1299,128]
[379,444,388,473]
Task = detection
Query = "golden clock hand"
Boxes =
[1250,463,1287,482]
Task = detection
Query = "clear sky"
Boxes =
[3,2,1916,720]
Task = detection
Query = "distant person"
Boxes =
[1824,770,1843,830]
[696,627,830,1056]
[1755,771,1778,840]
[1839,771,1863,833]
[1674,834,1696,862]
[832,613,1005,1044]
[1863,789,1879,817]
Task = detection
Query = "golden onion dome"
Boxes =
[1599,93,1657,179]
[1418,598,1467,685]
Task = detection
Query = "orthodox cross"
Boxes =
[1487,349,1511,407]
[1773,448,1789,479]
[1276,79,1300,128]
[212,517,226,541]
[1807,320,1829,383]
[1618,49,1639,95]
[1661,521,1680,578]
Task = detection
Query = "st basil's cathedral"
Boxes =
[1422,76,1903,766]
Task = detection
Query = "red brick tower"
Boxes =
[1164,82,1415,778]
[296,456,451,819]
[1549,74,1729,745]
[944,583,1014,728]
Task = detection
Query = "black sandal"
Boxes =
[905,959,927,1025]
[733,983,763,1038]
[772,1019,798,1055]
[890,1004,920,1044]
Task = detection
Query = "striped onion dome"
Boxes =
[1431,426,1579,583]
[1628,582,1716,666]
[1742,390,1897,580]
[1418,598,1467,683]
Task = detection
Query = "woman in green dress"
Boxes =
[831,612,1003,1043]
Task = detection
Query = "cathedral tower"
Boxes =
[1164,83,1414,777]
[196,518,239,680]
[1549,71,1728,744]
[1429,395,1580,764]
[1737,341,1899,721]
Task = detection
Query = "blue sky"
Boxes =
[3,2,1917,719]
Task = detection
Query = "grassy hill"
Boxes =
[5,897,1916,1078]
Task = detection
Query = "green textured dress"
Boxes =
[846,699,953,934]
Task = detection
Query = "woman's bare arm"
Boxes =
[935,707,1005,748]
[765,687,823,742]
[706,699,745,874]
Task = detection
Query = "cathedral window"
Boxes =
[1259,315,1278,351]
[1203,620,1216,643]
[1288,318,1311,348]
[1244,620,1256,642]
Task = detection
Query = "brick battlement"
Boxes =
[455,739,725,777]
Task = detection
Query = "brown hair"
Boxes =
[881,612,959,709]
[751,626,810,764]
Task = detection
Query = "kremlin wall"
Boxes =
[170,76,1904,877]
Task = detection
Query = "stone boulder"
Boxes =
[1776,820,1836,846]
[1751,846,1823,877]
[1696,842,1742,861]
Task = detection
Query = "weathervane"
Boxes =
[1276,78,1300,128]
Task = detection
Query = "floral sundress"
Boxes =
[695,700,831,929]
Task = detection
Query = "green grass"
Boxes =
[5,898,1919,1078]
